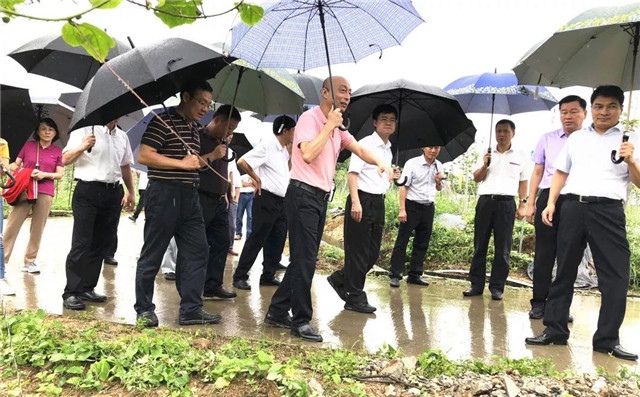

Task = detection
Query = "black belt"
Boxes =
[240,191,254,195]
[150,179,199,189]
[407,198,433,206]
[482,194,514,201]
[75,179,120,189]
[290,180,330,201]
[198,189,227,201]
[358,190,385,200]
[566,194,622,205]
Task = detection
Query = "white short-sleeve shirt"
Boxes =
[348,132,392,195]
[554,123,640,201]
[64,125,133,183]
[401,155,442,203]
[476,146,529,197]
[241,133,290,197]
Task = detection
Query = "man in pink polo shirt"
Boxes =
[265,76,392,342]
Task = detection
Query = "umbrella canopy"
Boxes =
[208,59,305,117]
[69,38,229,131]
[0,84,37,160]
[445,72,558,115]
[292,72,324,106]
[514,3,640,91]
[346,79,476,159]
[9,34,132,89]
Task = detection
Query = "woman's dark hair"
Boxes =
[33,117,60,142]
[273,115,296,135]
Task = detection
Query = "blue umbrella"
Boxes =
[445,71,557,155]
[230,0,424,125]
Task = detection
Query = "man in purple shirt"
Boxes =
[525,95,586,319]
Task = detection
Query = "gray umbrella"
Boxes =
[9,34,132,89]
[69,38,230,131]
[292,72,324,106]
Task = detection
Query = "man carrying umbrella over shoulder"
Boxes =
[62,119,136,311]
[197,105,241,301]
[526,85,640,361]
[463,119,529,301]
[134,80,220,327]
[265,76,393,342]
[525,95,587,320]
[388,146,444,289]
[327,104,401,313]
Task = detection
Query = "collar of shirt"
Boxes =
[588,122,623,136]
[370,131,391,150]
[556,128,569,138]
[492,145,514,154]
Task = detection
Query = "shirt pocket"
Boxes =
[508,162,522,180]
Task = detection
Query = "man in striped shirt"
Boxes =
[134,80,220,327]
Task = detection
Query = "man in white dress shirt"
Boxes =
[388,145,443,289]
[328,104,401,312]
[233,115,295,290]
[526,85,640,361]
[464,119,529,301]
[61,119,135,310]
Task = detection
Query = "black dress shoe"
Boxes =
[264,312,292,329]
[259,277,281,287]
[490,290,503,301]
[163,272,176,281]
[291,323,323,342]
[78,290,107,302]
[233,279,251,290]
[103,257,118,266]
[529,306,544,319]
[204,287,237,299]
[463,288,483,297]
[525,333,568,346]
[276,263,288,271]
[389,277,400,288]
[137,311,158,327]
[594,345,638,361]
[344,301,377,313]
[568,315,574,323]
[407,277,429,286]
[63,296,86,310]
[179,309,222,325]
[327,274,347,300]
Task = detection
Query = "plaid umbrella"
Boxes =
[230,0,423,122]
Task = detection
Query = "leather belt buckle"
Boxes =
[579,195,589,204]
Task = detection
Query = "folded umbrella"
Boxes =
[69,38,230,131]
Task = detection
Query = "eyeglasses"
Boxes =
[193,97,214,110]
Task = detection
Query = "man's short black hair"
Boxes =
[214,105,242,122]
[496,119,515,131]
[180,80,213,99]
[591,85,624,107]
[273,115,296,135]
[559,95,587,110]
[372,104,398,120]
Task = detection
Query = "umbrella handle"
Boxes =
[0,165,16,189]
[611,134,629,164]
[338,116,351,131]
[221,140,235,162]
[394,176,408,186]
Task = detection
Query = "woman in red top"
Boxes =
[4,118,64,274]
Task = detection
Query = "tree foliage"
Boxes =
[1,0,264,61]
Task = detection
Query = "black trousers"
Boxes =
[200,193,230,294]
[468,195,516,293]
[268,184,327,328]
[134,181,208,317]
[329,192,384,304]
[132,189,146,218]
[543,199,630,349]
[389,199,435,279]
[233,190,287,282]
[63,183,123,298]
[531,190,565,308]
[104,215,120,258]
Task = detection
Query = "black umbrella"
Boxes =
[0,84,37,160]
[339,79,476,167]
[230,132,254,160]
[292,72,323,106]
[9,34,132,89]
[69,38,231,131]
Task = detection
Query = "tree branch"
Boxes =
[124,0,244,20]
[0,0,112,22]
